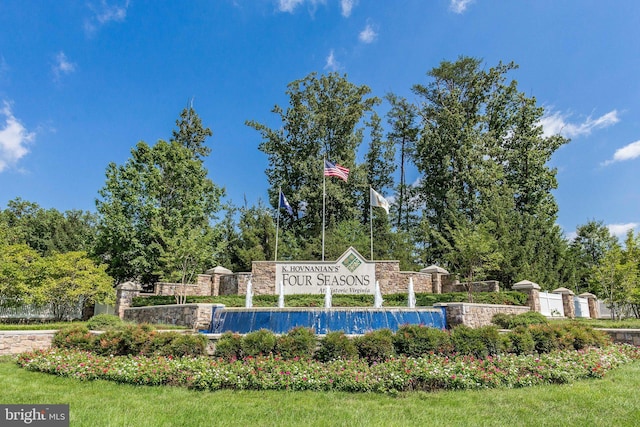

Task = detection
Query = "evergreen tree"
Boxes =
[95,107,223,285]
[247,72,379,258]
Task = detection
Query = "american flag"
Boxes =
[324,159,349,182]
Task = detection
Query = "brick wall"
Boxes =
[0,331,56,355]
[123,304,217,330]
[435,303,530,328]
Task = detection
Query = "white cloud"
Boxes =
[450,0,474,14]
[277,0,326,14]
[359,24,377,43]
[540,109,620,138]
[340,0,357,17]
[278,0,305,12]
[0,101,35,173]
[53,52,76,80]
[602,140,640,166]
[608,223,639,238]
[85,0,130,35]
[324,49,340,71]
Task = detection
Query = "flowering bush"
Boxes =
[16,344,640,394]
[314,331,358,362]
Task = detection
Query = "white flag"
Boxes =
[370,187,390,214]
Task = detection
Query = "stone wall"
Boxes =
[598,328,640,346]
[0,331,55,356]
[123,304,218,330]
[219,273,253,295]
[434,302,530,328]
[150,274,217,297]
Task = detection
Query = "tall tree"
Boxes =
[234,200,277,271]
[0,198,97,256]
[569,220,618,294]
[172,100,213,159]
[38,251,114,320]
[410,57,569,286]
[247,72,379,257]
[95,107,223,285]
[441,219,503,302]
[385,94,419,230]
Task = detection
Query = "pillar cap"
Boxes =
[205,266,233,275]
[116,281,142,291]
[552,287,575,295]
[578,292,597,299]
[420,265,449,274]
[512,280,540,290]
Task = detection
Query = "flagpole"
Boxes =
[322,157,326,261]
[369,186,374,261]
[275,186,281,262]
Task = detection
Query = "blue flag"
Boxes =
[280,191,293,215]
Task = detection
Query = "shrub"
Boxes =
[529,324,559,354]
[94,324,154,356]
[161,333,207,357]
[52,325,95,351]
[450,325,501,358]
[87,314,124,330]
[506,326,536,355]
[393,325,451,357]
[241,329,277,357]
[477,325,502,356]
[555,323,611,350]
[492,311,548,329]
[510,312,548,327]
[355,329,395,364]
[314,331,358,362]
[214,332,243,360]
[275,327,316,360]
[491,313,512,329]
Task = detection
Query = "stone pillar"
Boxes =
[512,280,541,313]
[115,281,142,319]
[205,266,233,296]
[420,265,449,294]
[553,287,576,319]
[579,292,599,319]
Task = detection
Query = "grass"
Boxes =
[2,357,640,426]
[0,321,88,331]
[551,317,640,329]
[132,291,528,308]
[0,322,187,331]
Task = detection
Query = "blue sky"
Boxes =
[1,0,639,240]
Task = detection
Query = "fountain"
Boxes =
[408,277,416,308]
[324,285,332,309]
[278,281,285,308]
[374,280,384,308]
[245,279,253,308]
[208,278,446,335]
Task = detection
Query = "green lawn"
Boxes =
[551,317,640,329]
[0,322,187,331]
[2,358,640,426]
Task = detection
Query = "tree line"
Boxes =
[1,56,639,317]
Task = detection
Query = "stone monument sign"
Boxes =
[275,247,375,295]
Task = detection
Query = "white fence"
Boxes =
[0,300,84,321]
[539,292,564,317]
[574,296,590,318]
[538,292,593,318]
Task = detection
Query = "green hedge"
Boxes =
[53,324,207,357]
[133,291,527,308]
[209,322,610,363]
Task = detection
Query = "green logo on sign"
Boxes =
[342,253,362,272]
